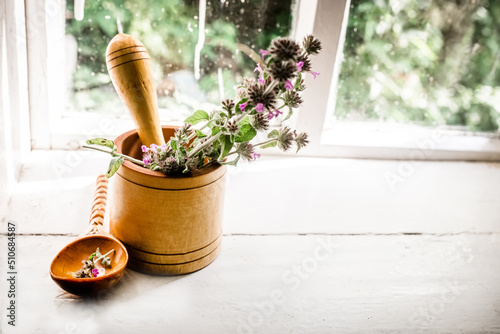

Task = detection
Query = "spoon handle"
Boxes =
[86,175,108,235]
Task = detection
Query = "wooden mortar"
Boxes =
[109,126,226,275]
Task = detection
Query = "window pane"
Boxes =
[64,0,293,121]
[334,0,500,132]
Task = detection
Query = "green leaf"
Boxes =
[195,129,207,139]
[268,129,279,138]
[170,139,178,151]
[184,110,209,125]
[294,72,302,88]
[89,252,96,261]
[261,141,277,149]
[218,134,234,160]
[235,124,257,143]
[219,155,240,166]
[106,156,124,178]
[238,116,250,126]
[282,107,293,122]
[212,126,221,136]
[179,146,188,156]
[86,138,115,150]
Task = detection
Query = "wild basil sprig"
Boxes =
[74,247,114,278]
[83,139,145,177]
[85,35,322,177]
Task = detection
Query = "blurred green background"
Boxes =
[65,0,293,118]
[336,0,500,132]
[66,0,500,132]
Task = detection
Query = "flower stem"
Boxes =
[187,109,252,158]
[226,138,278,157]
[95,249,115,263]
[187,122,209,142]
[254,138,278,147]
[264,81,278,95]
[82,145,145,166]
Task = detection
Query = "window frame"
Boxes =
[1,0,31,192]
[20,0,500,161]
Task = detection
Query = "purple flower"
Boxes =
[252,152,261,160]
[141,145,149,153]
[255,103,265,113]
[143,156,151,164]
[150,144,158,151]
[254,63,263,75]
[274,109,283,117]
[285,80,293,90]
[259,49,269,60]
[310,71,320,79]
[239,102,248,112]
[267,112,274,120]
[258,77,266,85]
[296,61,304,72]
[92,268,99,278]
[161,144,167,150]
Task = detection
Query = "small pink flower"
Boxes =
[252,152,261,160]
[310,71,320,79]
[239,102,248,112]
[267,112,274,120]
[285,80,293,90]
[141,145,149,153]
[274,108,283,116]
[143,156,151,164]
[92,268,99,278]
[259,49,269,60]
[255,103,265,113]
[258,77,266,85]
[150,144,158,151]
[296,61,304,72]
[254,63,263,75]
[161,144,167,150]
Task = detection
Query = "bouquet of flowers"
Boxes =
[84,35,322,177]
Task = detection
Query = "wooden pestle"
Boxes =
[106,34,165,147]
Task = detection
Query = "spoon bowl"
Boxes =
[50,176,129,296]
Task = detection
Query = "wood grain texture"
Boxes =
[109,127,227,275]
[106,33,164,147]
[50,176,129,296]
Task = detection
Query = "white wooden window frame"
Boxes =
[292,0,500,161]
[14,0,500,161]
[1,0,31,201]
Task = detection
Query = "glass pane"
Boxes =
[334,0,500,132]
[64,0,293,121]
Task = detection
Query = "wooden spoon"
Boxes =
[106,33,165,147]
[50,175,128,296]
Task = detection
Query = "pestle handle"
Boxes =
[106,34,165,147]
[85,175,108,235]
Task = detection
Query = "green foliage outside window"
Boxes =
[336,0,500,132]
[65,0,292,114]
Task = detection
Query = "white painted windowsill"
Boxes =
[1,153,500,333]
